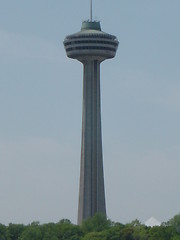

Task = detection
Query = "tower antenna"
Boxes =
[90,0,92,21]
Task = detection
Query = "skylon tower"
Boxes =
[64,10,118,224]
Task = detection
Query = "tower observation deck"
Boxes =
[64,21,118,225]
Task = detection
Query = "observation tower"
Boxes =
[64,5,118,225]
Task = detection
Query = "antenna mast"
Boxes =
[90,0,92,21]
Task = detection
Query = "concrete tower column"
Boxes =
[78,59,106,224]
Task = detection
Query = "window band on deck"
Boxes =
[64,40,118,47]
[66,34,117,40]
[66,46,115,52]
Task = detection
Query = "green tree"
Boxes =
[0,224,7,240]
[168,214,180,233]
[148,226,174,240]
[56,220,83,240]
[171,236,180,240]
[132,225,149,240]
[81,213,111,233]
[7,223,25,240]
[121,227,134,240]
[40,223,58,240]
[82,231,107,240]
[104,223,125,240]
[127,219,142,227]
[19,226,42,240]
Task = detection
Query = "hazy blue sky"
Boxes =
[0,0,180,225]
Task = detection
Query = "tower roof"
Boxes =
[81,21,101,31]
[65,21,117,40]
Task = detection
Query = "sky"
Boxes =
[0,0,180,225]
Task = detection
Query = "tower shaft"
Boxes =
[78,59,106,224]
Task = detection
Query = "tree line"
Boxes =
[0,213,180,240]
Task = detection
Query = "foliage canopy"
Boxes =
[1,213,180,240]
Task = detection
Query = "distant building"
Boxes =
[145,217,161,227]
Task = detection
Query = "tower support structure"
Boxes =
[78,58,106,223]
[64,21,118,224]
